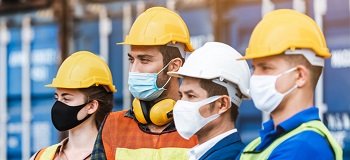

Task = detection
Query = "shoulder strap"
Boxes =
[35,143,60,160]
[34,148,45,160]
[241,120,343,160]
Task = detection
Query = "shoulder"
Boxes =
[104,110,129,123]
[200,133,245,160]
[30,143,61,160]
[101,110,136,135]
[269,131,333,159]
[107,110,128,117]
[30,150,40,160]
[201,142,244,160]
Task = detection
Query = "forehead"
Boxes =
[130,45,162,56]
[55,88,82,95]
[180,77,207,93]
[252,55,289,66]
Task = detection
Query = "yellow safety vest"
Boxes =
[34,143,60,160]
[240,120,343,160]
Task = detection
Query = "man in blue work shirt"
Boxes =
[168,42,251,160]
[237,9,342,160]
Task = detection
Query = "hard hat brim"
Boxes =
[116,42,194,52]
[45,83,117,93]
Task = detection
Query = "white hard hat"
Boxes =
[168,42,251,107]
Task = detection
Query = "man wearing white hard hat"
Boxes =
[168,42,251,160]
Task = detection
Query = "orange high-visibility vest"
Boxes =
[34,144,60,160]
[102,110,198,160]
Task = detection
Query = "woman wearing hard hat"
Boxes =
[30,51,116,160]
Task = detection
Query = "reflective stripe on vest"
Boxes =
[115,147,189,160]
[36,144,60,160]
[240,120,343,160]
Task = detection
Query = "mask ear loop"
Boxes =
[276,67,298,96]
[282,85,298,96]
[276,67,297,78]
[157,60,172,75]
[156,60,173,89]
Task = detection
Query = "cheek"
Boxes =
[275,74,296,93]
[198,105,212,118]
[76,107,88,120]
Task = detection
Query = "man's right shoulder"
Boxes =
[108,110,128,117]
[104,110,132,124]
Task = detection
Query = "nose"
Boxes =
[129,61,141,72]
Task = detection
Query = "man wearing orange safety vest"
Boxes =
[91,7,198,160]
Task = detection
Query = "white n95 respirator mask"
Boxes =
[250,67,298,113]
[173,96,222,140]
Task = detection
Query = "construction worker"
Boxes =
[30,51,116,160]
[91,7,197,159]
[168,42,251,160]
[237,9,342,159]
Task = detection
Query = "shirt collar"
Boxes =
[257,107,321,150]
[277,107,320,132]
[57,138,69,156]
[187,129,237,160]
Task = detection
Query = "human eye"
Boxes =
[128,57,134,63]
[261,65,270,71]
[188,94,196,99]
[140,58,150,63]
[61,97,71,103]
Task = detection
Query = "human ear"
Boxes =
[167,58,182,72]
[217,95,231,114]
[87,100,99,114]
[295,65,308,88]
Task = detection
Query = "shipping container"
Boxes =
[0,0,349,159]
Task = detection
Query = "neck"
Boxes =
[148,123,171,133]
[155,78,180,102]
[197,116,234,144]
[66,118,98,150]
[148,79,179,133]
[271,89,314,128]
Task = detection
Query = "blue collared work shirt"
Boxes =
[238,107,334,160]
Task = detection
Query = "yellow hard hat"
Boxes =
[46,51,117,92]
[240,9,330,60]
[118,7,194,52]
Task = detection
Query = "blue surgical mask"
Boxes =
[128,62,172,101]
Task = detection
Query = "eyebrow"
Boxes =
[254,62,269,68]
[128,53,154,58]
[183,89,195,95]
[137,54,153,59]
[55,93,74,97]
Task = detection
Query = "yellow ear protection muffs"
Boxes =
[132,98,175,126]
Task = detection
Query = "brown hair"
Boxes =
[280,54,323,90]
[158,45,185,75]
[79,85,114,129]
[199,79,239,122]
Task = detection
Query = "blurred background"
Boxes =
[0,0,348,159]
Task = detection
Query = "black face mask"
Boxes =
[51,101,92,131]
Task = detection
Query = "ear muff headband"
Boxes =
[140,100,152,123]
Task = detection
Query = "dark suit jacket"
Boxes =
[199,132,245,160]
